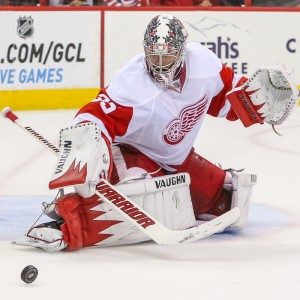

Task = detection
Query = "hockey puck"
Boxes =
[21,265,38,284]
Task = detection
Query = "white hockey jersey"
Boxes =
[73,42,246,171]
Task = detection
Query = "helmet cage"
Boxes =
[144,43,185,87]
[143,15,188,88]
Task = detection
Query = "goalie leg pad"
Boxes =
[55,193,84,250]
[226,172,257,231]
[116,173,196,233]
[198,172,257,231]
[55,193,127,250]
[30,173,195,250]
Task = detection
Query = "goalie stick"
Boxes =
[1,107,240,245]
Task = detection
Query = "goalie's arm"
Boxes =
[206,64,248,121]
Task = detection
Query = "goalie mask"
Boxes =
[143,15,188,91]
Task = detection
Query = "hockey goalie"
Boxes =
[14,14,299,252]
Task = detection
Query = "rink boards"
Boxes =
[0,7,299,110]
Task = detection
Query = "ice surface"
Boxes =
[0,108,300,300]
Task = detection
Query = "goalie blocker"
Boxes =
[49,122,112,198]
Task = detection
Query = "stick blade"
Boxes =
[155,207,241,245]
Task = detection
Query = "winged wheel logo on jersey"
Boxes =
[163,97,208,145]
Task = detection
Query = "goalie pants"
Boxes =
[110,145,231,216]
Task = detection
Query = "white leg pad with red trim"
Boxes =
[198,172,257,232]
[15,173,196,251]
[88,173,196,247]
[226,172,257,231]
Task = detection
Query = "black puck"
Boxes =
[21,265,38,284]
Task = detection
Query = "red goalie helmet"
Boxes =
[143,15,188,90]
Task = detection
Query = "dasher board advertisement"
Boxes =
[104,11,300,88]
[0,11,101,109]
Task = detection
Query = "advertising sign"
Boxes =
[0,11,101,109]
[104,11,300,87]
[1,9,299,109]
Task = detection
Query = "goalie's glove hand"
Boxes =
[49,122,112,198]
[226,65,299,127]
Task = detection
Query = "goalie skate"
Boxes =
[12,220,67,252]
